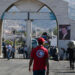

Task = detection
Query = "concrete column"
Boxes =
[26,20,32,56]
[0,19,2,57]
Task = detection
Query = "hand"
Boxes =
[46,70,49,75]
[29,67,32,72]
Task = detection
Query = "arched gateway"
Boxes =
[0,0,75,58]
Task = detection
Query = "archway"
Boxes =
[0,0,58,58]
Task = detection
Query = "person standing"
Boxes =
[42,32,50,49]
[6,44,12,60]
[2,46,7,58]
[2,41,7,58]
[67,41,75,70]
[23,45,28,59]
[29,37,49,75]
[54,47,59,61]
[11,46,15,58]
[61,48,66,60]
[67,47,75,69]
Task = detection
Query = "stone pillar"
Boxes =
[26,20,32,56]
[0,19,2,57]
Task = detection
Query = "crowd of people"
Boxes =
[29,38,75,75]
[18,45,28,59]
[2,32,75,74]
[2,42,15,60]
[2,42,28,60]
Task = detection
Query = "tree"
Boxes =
[53,27,58,35]
[5,40,13,45]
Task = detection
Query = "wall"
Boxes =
[0,0,74,57]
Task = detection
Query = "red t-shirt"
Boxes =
[31,45,48,71]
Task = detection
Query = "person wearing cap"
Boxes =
[29,37,49,75]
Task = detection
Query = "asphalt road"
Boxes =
[0,59,75,75]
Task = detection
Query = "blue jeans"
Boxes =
[33,70,45,75]
[7,51,11,60]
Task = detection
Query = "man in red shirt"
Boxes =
[29,37,49,75]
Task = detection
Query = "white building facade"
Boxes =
[0,0,75,57]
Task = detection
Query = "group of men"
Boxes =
[2,43,15,60]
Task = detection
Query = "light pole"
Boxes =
[12,29,16,49]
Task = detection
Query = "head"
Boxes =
[42,32,47,36]
[38,37,45,45]
[67,40,75,48]
[61,27,67,35]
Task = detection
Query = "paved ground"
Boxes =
[0,59,75,75]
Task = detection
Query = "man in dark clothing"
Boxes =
[2,42,7,58]
[3,46,7,58]
[29,37,49,75]
[67,47,75,69]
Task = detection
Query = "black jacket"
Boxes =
[67,47,75,59]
